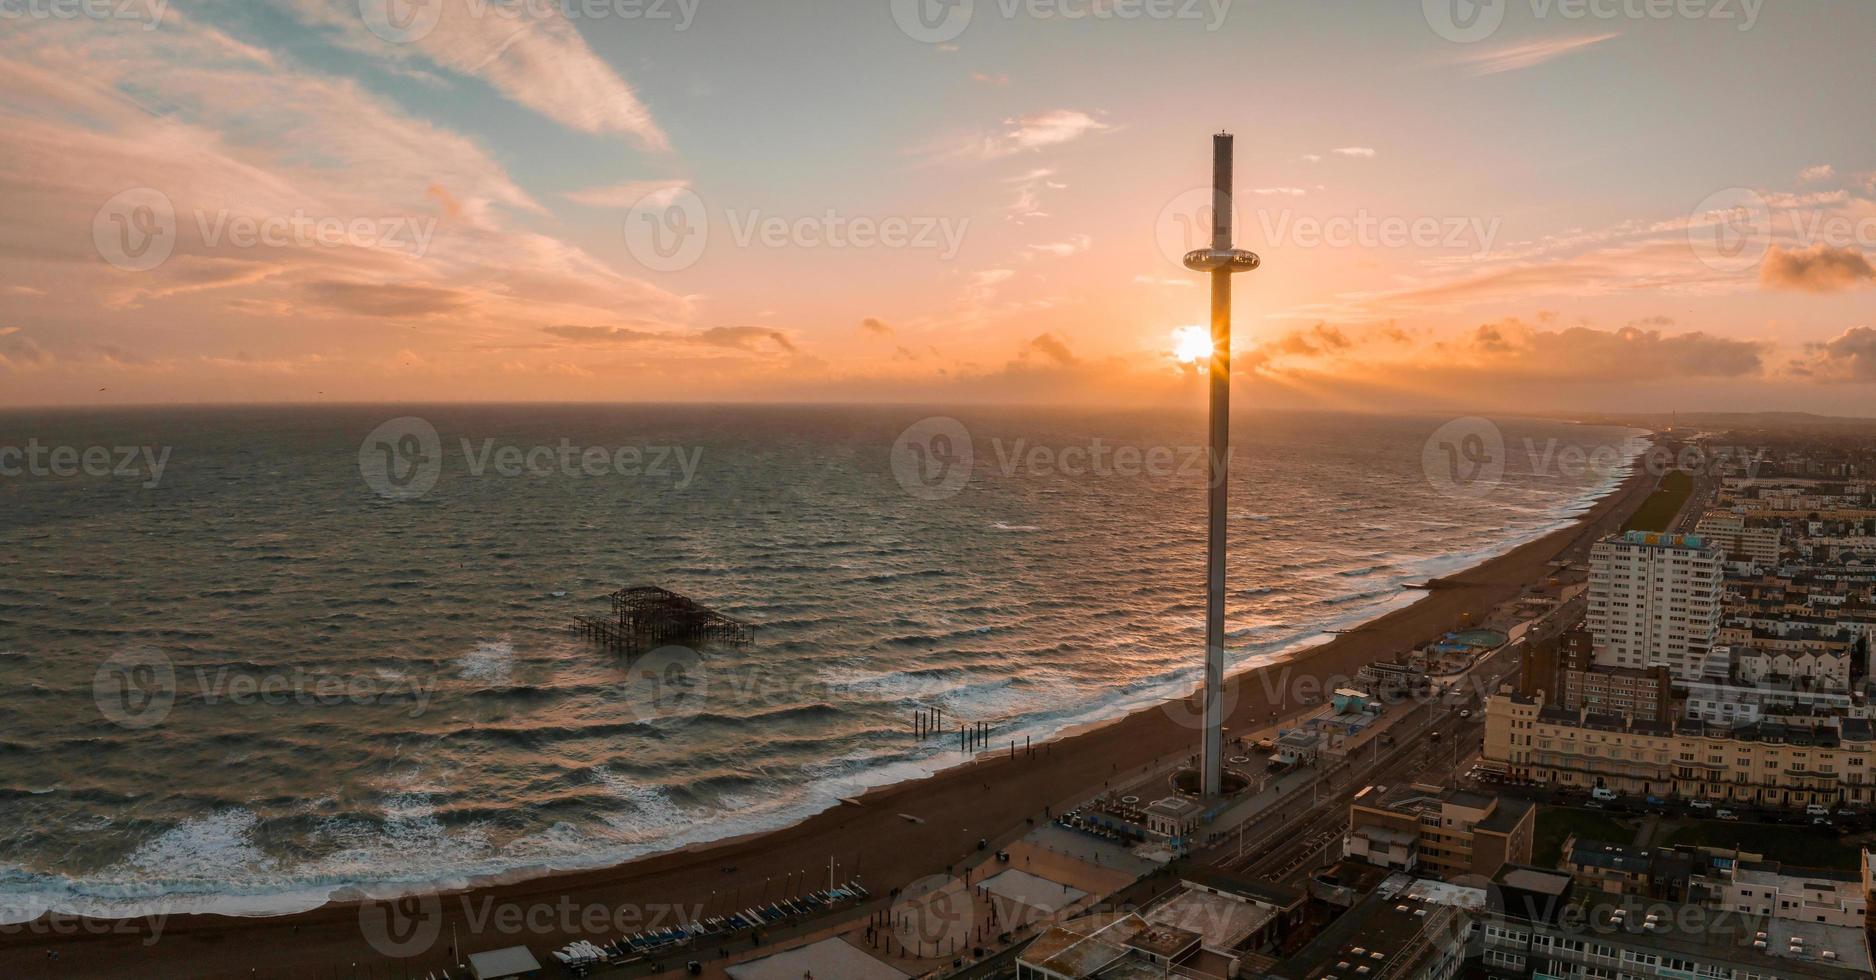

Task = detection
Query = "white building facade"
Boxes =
[1588,531,1724,681]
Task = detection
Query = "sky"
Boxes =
[2,0,1875,413]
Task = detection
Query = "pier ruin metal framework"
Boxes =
[574,586,755,655]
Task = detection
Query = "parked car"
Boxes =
[1805,804,1831,818]
[1459,709,1472,720]
[1688,800,1713,811]
[1716,809,1738,821]
[1591,787,1618,802]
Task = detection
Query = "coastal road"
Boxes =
[1216,707,1488,886]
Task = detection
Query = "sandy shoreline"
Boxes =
[0,456,1660,979]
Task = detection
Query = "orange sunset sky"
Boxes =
[2,1,1874,413]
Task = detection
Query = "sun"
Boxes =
[1171,325,1213,364]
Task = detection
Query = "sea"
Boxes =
[0,405,1647,922]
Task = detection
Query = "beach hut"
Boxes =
[467,945,542,980]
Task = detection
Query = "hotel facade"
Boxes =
[1483,692,1876,809]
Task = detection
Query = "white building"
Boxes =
[1695,511,1783,568]
[1588,531,1724,681]
[1701,863,1869,929]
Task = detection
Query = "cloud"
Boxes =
[1004,167,1066,222]
[1253,187,1308,197]
[1273,323,1354,357]
[0,12,695,367]
[541,324,660,343]
[564,179,690,208]
[971,72,1009,86]
[1790,327,1876,383]
[1021,332,1076,366]
[1025,234,1091,258]
[1331,147,1376,159]
[697,326,798,354]
[860,317,896,337]
[0,329,50,369]
[946,110,1114,161]
[302,280,471,317]
[287,0,668,149]
[1440,320,1766,380]
[1759,244,1875,293]
[1451,34,1619,76]
[1800,164,1836,183]
[542,324,799,355]
[1300,154,1323,163]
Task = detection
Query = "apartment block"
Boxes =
[1345,784,1535,882]
[1485,692,1876,810]
[1587,531,1724,681]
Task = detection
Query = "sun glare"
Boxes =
[1172,326,1214,364]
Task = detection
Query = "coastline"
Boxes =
[0,450,1660,978]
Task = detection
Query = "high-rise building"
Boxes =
[1587,531,1724,681]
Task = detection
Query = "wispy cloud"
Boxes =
[564,179,690,208]
[1025,234,1091,259]
[1452,33,1619,76]
[942,110,1114,161]
[1331,146,1376,159]
[286,0,668,149]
